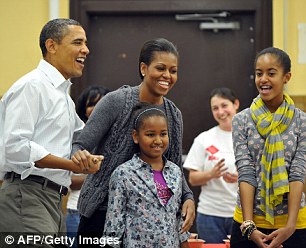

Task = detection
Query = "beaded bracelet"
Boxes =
[240,220,257,240]
[247,224,257,240]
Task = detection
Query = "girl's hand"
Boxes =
[264,226,295,248]
[181,199,195,233]
[249,229,282,248]
[248,229,269,248]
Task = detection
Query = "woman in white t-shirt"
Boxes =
[183,87,239,243]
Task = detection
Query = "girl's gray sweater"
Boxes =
[72,85,194,218]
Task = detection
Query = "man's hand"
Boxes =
[72,150,104,174]
[181,199,195,233]
[86,155,103,174]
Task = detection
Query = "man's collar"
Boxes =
[38,59,71,88]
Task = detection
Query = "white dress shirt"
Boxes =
[0,59,84,187]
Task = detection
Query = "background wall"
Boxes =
[0,0,69,96]
[0,0,305,101]
[273,0,306,109]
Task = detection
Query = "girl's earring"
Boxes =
[142,73,145,77]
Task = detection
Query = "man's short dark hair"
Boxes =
[39,18,81,57]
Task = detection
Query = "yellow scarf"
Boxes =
[250,93,295,225]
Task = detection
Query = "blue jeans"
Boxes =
[196,212,233,243]
[66,209,80,248]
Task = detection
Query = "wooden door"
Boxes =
[70,0,272,154]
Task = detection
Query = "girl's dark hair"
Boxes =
[40,18,81,57]
[210,87,238,104]
[254,47,291,74]
[138,38,179,80]
[132,103,167,131]
[77,85,111,122]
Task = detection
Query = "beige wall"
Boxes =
[0,0,305,99]
[0,0,68,96]
[273,0,306,97]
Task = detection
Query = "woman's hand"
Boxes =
[72,150,104,174]
[181,199,195,233]
[223,171,238,183]
[210,158,227,179]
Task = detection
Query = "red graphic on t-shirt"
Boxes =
[206,145,219,160]
[206,145,219,154]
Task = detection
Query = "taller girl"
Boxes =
[230,47,306,248]
[72,38,195,243]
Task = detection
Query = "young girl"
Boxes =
[230,47,306,248]
[183,87,239,243]
[103,105,190,248]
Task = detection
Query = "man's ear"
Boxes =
[132,129,139,144]
[45,38,57,54]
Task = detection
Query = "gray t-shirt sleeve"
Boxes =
[288,109,306,183]
[232,109,258,188]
